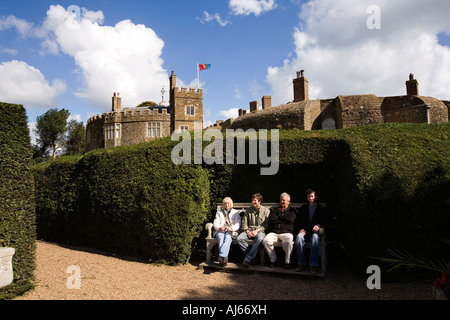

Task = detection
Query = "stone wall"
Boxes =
[335,95,384,129]
[230,100,321,131]
[86,107,171,151]
[382,96,448,124]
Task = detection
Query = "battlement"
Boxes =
[87,106,170,125]
[173,86,203,98]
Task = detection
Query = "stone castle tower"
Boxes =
[85,71,203,151]
[169,71,203,132]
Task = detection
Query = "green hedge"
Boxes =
[33,123,449,273]
[0,103,36,299]
[203,123,450,271]
[34,139,210,264]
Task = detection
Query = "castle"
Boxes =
[86,70,449,151]
[86,71,203,151]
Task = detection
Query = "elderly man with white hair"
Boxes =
[262,192,296,269]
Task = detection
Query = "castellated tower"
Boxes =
[170,71,203,133]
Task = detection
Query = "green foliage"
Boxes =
[34,108,70,159]
[0,102,36,299]
[136,101,157,108]
[33,122,449,273]
[204,123,450,272]
[34,138,210,264]
[64,119,86,156]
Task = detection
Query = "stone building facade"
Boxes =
[86,71,203,151]
[208,71,449,132]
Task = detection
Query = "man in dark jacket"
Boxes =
[294,189,326,275]
[262,192,296,269]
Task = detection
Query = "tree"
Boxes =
[34,108,69,159]
[64,119,86,156]
[136,101,157,108]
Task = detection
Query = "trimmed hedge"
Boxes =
[204,123,450,272]
[33,122,449,273]
[34,139,210,264]
[0,103,36,299]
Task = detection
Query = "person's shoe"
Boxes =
[310,266,319,275]
[269,261,277,268]
[243,260,251,269]
[296,265,306,272]
[284,263,291,269]
[222,257,228,267]
[218,257,223,265]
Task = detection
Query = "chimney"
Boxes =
[293,70,309,102]
[249,101,259,112]
[406,73,419,96]
[112,92,121,112]
[238,109,247,117]
[169,71,177,89]
[262,95,271,109]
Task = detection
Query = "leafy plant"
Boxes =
[373,237,449,298]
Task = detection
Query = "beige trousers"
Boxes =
[262,232,294,264]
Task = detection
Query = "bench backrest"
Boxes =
[216,202,326,212]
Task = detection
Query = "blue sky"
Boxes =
[1,0,450,143]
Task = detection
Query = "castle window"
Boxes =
[105,123,121,139]
[180,125,189,132]
[115,124,121,138]
[186,106,195,116]
[148,122,161,138]
[322,118,336,130]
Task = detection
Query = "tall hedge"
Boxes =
[33,123,449,273]
[34,138,210,264]
[204,123,450,272]
[0,102,36,299]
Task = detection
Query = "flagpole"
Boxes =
[197,62,199,89]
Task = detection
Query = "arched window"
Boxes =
[322,118,336,130]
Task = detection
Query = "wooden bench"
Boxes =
[199,202,327,277]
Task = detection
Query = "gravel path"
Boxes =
[15,241,433,300]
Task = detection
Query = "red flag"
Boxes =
[199,64,211,71]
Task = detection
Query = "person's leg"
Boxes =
[216,231,232,260]
[245,232,266,262]
[262,232,278,264]
[236,231,249,255]
[295,233,307,266]
[279,233,294,264]
[309,233,320,267]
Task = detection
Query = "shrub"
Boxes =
[0,103,36,299]
[204,123,450,272]
[34,138,210,264]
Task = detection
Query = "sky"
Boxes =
[1,0,450,144]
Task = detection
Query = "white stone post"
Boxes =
[0,247,15,289]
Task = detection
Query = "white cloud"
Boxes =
[266,0,450,105]
[0,15,33,36]
[229,0,277,16]
[28,122,37,145]
[38,5,168,110]
[219,107,239,119]
[0,60,66,108]
[0,47,18,55]
[197,11,229,27]
[68,114,81,122]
